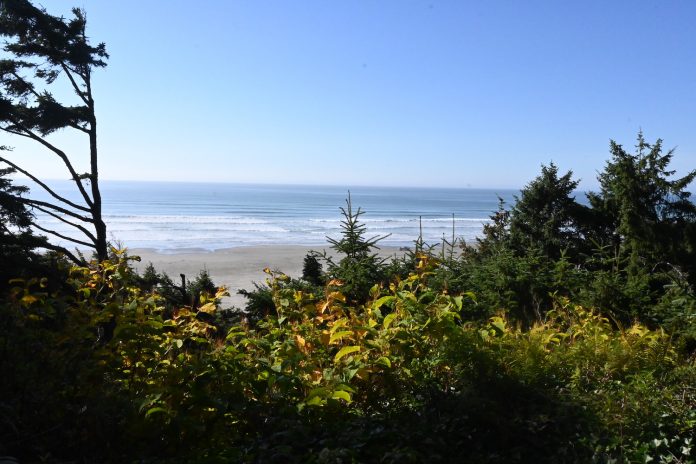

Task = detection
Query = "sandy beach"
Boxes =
[130,245,406,308]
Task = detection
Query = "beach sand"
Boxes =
[129,245,406,308]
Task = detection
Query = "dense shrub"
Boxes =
[2,253,694,462]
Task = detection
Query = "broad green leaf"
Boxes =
[345,367,360,380]
[331,390,351,403]
[334,383,356,393]
[305,395,324,406]
[330,318,348,334]
[490,316,506,334]
[146,320,163,329]
[376,356,392,368]
[463,291,477,303]
[330,330,353,344]
[373,296,395,310]
[334,345,361,363]
[383,313,397,329]
[397,291,417,302]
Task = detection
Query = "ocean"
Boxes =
[28,181,519,252]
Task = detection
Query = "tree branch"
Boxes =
[10,71,41,100]
[20,197,94,223]
[67,121,90,134]
[30,203,98,244]
[35,242,84,265]
[2,118,94,207]
[1,126,34,139]
[59,62,90,106]
[0,156,91,212]
[32,222,95,249]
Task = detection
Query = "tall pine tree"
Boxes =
[588,132,696,280]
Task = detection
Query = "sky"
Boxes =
[3,0,696,189]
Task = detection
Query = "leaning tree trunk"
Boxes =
[87,78,108,262]
[0,2,110,263]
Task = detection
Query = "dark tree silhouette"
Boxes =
[0,0,109,262]
[0,164,52,284]
[301,252,324,286]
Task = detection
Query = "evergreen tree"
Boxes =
[188,269,217,299]
[508,163,586,260]
[323,193,388,302]
[301,252,324,286]
[0,0,109,261]
[140,263,160,291]
[475,196,511,256]
[587,132,696,278]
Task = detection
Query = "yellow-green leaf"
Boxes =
[306,395,324,406]
[330,318,348,334]
[490,316,506,334]
[383,313,397,329]
[373,295,395,310]
[329,330,353,344]
[334,345,361,363]
[331,390,352,403]
[145,407,168,418]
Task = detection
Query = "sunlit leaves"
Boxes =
[334,345,361,363]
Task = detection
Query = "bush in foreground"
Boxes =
[1,253,694,462]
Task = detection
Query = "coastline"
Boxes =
[129,245,406,308]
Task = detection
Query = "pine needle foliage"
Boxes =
[588,131,696,284]
[323,192,389,302]
[327,192,386,259]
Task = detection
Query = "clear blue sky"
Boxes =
[6,0,696,189]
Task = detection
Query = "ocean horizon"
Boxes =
[26,180,523,252]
